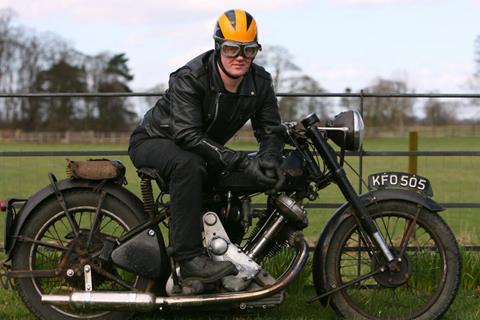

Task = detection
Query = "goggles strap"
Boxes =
[215,52,242,79]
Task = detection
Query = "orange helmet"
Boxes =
[213,9,259,45]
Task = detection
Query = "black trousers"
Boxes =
[129,129,208,261]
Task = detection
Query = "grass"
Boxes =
[0,267,478,319]
[0,136,479,318]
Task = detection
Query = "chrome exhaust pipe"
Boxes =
[42,236,309,311]
[42,292,157,312]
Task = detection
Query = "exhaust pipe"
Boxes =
[42,236,309,311]
[42,292,157,312]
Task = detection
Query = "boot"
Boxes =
[179,254,238,283]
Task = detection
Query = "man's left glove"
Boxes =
[258,156,285,192]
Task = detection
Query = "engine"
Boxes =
[165,194,307,296]
[208,195,307,291]
[243,195,308,260]
[203,195,307,291]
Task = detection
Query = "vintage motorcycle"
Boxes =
[2,111,460,320]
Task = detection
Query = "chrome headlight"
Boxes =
[326,110,364,151]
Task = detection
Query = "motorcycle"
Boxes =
[2,110,461,320]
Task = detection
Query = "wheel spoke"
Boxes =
[328,205,459,320]
[15,202,144,319]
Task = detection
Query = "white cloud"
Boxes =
[334,0,422,6]
[1,0,302,25]
[410,62,474,93]
[1,0,303,57]
[306,61,473,93]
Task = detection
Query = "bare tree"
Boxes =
[468,35,480,107]
[475,35,480,80]
[142,83,166,114]
[254,45,301,91]
[362,78,415,132]
[340,87,356,110]
[0,8,79,129]
[254,45,328,120]
[0,9,19,124]
[0,10,138,131]
[279,75,328,121]
[423,98,457,126]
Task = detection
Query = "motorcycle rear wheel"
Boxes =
[12,189,151,320]
[322,200,461,320]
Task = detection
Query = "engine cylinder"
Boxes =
[244,213,285,259]
[275,195,306,223]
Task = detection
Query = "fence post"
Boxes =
[409,131,418,174]
[358,90,364,193]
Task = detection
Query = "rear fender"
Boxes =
[5,178,147,258]
[312,188,443,305]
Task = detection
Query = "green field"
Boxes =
[2,136,480,242]
[0,136,479,319]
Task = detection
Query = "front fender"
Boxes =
[5,178,146,258]
[311,188,443,305]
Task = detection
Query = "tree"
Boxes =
[33,60,87,131]
[423,98,457,126]
[340,87,357,110]
[254,45,328,120]
[278,75,328,121]
[362,78,415,132]
[469,35,480,106]
[255,45,301,91]
[96,53,137,131]
[0,9,17,126]
[475,35,480,79]
[142,83,166,113]
[0,8,82,130]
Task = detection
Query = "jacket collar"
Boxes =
[209,51,256,96]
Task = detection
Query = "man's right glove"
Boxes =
[237,156,277,187]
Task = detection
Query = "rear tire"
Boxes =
[12,189,151,320]
[320,200,461,320]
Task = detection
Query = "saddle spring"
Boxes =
[140,177,155,218]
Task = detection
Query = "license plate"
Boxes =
[368,172,433,196]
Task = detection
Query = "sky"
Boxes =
[1,0,479,94]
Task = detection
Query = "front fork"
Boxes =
[306,126,395,265]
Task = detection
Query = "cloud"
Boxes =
[306,61,473,93]
[2,0,303,53]
[411,62,474,93]
[334,0,418,6]
[1,0,302,25]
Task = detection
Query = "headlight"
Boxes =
[326,110,364,151]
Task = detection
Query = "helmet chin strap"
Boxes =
[215,52,242,80]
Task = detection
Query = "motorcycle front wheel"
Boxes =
[12,189,151,320]
[322,200,461,320]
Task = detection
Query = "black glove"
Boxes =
[259,156,285,191]
[238,156,277,187]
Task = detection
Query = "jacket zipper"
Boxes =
[206,93,221,133]
[201,139,219,151]
[201,139,227,166]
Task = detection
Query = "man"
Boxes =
[129,9,284,284]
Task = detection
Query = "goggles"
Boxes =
[220,41,261,59]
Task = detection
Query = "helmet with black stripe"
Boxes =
[213,9,259,45]
[213,9,260,79]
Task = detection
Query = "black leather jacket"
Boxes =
[139,50,283,169]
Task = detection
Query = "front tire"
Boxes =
[320,200,461,320]
[12,189,151,320]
